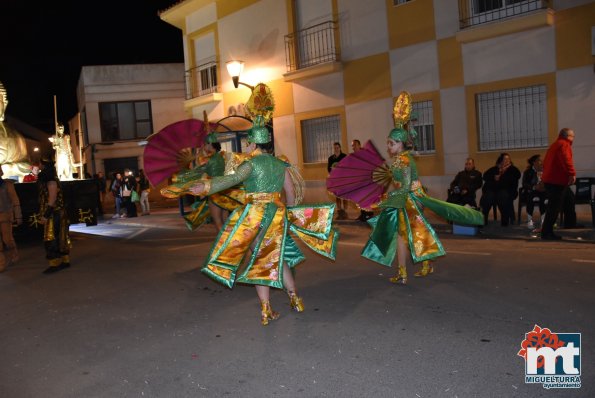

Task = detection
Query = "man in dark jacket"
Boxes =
[541,128,576,240]
[447,158,482,208]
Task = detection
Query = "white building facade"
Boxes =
[160,0,595,201]
[72,63,187,179]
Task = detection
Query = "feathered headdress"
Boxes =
[246,83,275,144]
[389,91,418,147]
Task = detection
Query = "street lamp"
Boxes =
[226,60,254,90]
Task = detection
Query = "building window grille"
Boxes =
[185,59,219,100]
[301,115,341,164]
[99,100,153,142]
[410,100,435,154]
[476,85,548,151]
[458,0,549,28]
[285,20,339,72]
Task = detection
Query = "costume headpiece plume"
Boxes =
[246,83,275,144]
[389,91,418,146]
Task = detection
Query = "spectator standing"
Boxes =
[137,169,151,216]
[0,167,22,272]
[480,153,521,226]
[521,155,546,229]
[111,172,123,218]
[122,169,137,218]
[327,142,348,220]
[447,158,483,208]
[541,128,576,240]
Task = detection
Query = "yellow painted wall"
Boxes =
[386,0,435,49]
[555,2,595,70]
[267,79,294,117]
[437,37,464,89]
[343,53,392,105]
[409,91,444,176]
[222,86,252,116]
[294,107,347,180]
[217,0,261,19]
[465,73,557,173]
[221,78,293,119]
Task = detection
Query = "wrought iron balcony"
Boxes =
[185,59,219,100]
[285,20,340,72]
[458,0,551,29]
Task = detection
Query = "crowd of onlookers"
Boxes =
[447,150,580,232]
[97,169,151,219]
[328,136,582,231]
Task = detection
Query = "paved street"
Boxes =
[1,209,594,397]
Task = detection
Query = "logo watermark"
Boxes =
[518,325,581,389]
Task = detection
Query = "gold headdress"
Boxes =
[246,83,275,144]
[389,91,417,144]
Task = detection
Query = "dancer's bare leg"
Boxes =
[282,264,296,293]
[283,264,304,312]
[256,285,279,325]
[389,233,409,284]
[397,233,407,270]
[209,199,223,232]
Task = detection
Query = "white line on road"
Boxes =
[572,259,595,264]
[126,228,148,240]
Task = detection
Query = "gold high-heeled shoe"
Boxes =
[389,264,407,285]
[287,291,304,312]
[260,300,280,326]
[414,260,434,277]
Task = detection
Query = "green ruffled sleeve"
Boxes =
[207,161,252,195]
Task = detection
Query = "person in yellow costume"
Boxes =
[188,116,339,325]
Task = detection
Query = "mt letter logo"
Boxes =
[518,325,581,389]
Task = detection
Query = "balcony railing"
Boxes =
[185,59,219,100]
[459,0,551,29]
[285,20,339,72]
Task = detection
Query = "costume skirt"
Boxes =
[362,190,483,267]
[202,193,338,289]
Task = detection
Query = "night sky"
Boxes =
[0,0,183,132]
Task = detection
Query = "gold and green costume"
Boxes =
[200,150,338,289]
[362,151,483,266]
[162,151,245,230]
[38,168,71,267]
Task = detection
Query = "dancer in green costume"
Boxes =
[362,93,483,284]
[190,116,338,325]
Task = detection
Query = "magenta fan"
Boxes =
[326,140,392,210]
[143,119,214,186]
